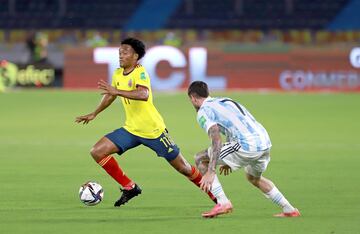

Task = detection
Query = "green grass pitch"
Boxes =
[0,90,359,234]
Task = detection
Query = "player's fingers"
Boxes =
[98,81,107,87]
[206,181,211,192]
[201,183,206,192]
[205,183,211,193]
[200,181,207,192]
[98,85,106,90]
[98,80,108,87]
[200,180,205,188]
[207,184,212,192]
[75,118,84,123]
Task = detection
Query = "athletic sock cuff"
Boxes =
[188,166,200,180]
[97,156,113,166]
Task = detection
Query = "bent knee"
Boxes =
[194,153,206,166]
[194,154,201,166]
[90,146,106,161]
[246,174,261,186]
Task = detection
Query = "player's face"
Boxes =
[119,45,138,68]
[189,95,200,111]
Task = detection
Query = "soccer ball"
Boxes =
[79,181,104,206]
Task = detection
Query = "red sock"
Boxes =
[188,166,217,203]
[97,156,134,189]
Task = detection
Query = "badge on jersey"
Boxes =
[140,72,146,81]
[199,116,207,129]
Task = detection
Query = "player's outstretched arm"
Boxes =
[200,124,222,192]
[98,79,149,101]
[75,94,116,124]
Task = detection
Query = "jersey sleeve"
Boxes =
[134,66,150,89]
[111,75,116,87]
[197,107,217,134]
[111,68,121,87]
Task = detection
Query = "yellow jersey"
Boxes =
[111,64,166,139]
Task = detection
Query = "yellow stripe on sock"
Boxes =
[97,156,108,166]
[98,156,112,167]
[188,168,200,180]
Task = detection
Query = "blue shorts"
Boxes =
[105,128,180,161]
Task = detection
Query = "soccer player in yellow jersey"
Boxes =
[76,38,217,207]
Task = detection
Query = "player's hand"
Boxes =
[200,171,216,193]
[75,113,96,124]
[219,165,232,176]
[98,79,118,96]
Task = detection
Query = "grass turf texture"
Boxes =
[0,90,359,234]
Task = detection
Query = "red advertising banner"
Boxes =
[63,46,360,91]
[64,49,107,89]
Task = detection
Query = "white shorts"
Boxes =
[208,141,271,178]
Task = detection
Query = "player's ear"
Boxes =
[134,53,139,60]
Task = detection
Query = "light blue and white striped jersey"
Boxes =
[197,97,272,152]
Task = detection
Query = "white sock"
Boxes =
[211,175,229,204]
[264,186,295,213]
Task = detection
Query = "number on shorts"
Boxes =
[159,131,175,148]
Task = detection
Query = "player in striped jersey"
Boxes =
[187,81,300,218]
[76,38,217,208]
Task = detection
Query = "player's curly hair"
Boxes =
[188,81,209,98]
[121,37,146,60]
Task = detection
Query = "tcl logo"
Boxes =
[93,46,226,90]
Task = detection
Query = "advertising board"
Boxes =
[63,46,360,91]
